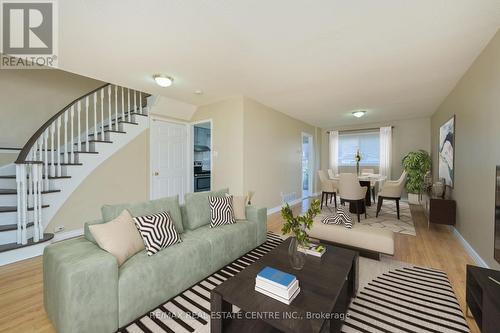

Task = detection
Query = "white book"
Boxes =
[255,279,299,299]
[255,275,297,290]
[255,286,301,305]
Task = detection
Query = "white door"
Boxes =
[151,120,188,201]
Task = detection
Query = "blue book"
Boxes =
[256,266,296,289]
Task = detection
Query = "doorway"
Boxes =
[150,119,188,201]
[302,133,314,199]
[191,121,212,192]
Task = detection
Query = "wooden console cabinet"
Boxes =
[422,192,456,228]
[466,265,500,332]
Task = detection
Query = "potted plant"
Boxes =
[281,199,320,270]
[402,150,431,204]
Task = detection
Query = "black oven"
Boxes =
[194,173,211,192]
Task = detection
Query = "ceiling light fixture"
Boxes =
[194,90,203,95]
[352,110,367,118]
[153,74,173,87]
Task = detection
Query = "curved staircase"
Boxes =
[0,84,150,265]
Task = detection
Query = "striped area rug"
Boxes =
[119,232,284,333]
[120,233,470,333]
[342,266,470,333]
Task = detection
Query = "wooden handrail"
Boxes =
[15,83,110,164]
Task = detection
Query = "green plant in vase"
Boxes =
[281,199,320,270]
[355,149,362,175]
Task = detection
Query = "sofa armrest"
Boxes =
[44,237,118,333]
[246,206,268,245]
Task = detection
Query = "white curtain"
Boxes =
[329,131,339,176]
[379,126,392,180]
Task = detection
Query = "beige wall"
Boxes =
[46,130,150,233]
[431,30,500,269]
[320,117,431,187]
[191,97,245,195]
[0,69,103,148]
[242,97,319,208]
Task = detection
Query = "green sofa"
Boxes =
[43,190,267,333]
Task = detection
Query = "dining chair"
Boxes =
[327,169,336,179]
[339,173,367,222]
[361,168,376,203]
[318,170,338,209]
[376,171,407,219]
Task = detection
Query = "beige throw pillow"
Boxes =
[89,209,145,266]
[227,194,247,220]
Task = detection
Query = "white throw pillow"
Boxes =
[226,194,247,220]
[89,209,145,266]
[134,211,181,256]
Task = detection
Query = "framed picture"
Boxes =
[439,115,455,188]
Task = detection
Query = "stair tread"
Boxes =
[74,140,113,145]
[0,175,70,180]
[0,233,54,253]
[88,130,126,137]
[0,222,34,232]
[0,189,60,195]
[61,151,98,154]
[0,205,50,213]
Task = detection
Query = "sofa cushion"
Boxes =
[133,211,181,256]
[183,188,228,230]
[183,220,257,272]
[117,233,213,327]
[84,219,104,244]
[101,195,184,233]
[228,194,247,220]
[89,210,145,266]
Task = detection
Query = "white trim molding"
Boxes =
[452,226,489,268]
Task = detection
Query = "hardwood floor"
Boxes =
[0,198,479,333]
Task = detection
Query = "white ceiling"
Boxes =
[57,0,500,128]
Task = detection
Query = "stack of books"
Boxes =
[255,266,300,305]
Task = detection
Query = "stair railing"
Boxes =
[14,83,146,244]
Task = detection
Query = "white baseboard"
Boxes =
[451,226,489,268]
[0,228,83,267]
[267,192,320,216]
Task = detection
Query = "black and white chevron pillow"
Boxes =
[133,211,181,256]
[209,196,236,228]
[322,206,353,228]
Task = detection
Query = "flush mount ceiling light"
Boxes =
[352,110,367,118]
[153,74,173,87]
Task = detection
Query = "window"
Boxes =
[338,131,380,166]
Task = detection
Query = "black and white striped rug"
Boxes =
[120,233,470,333]
[343,265,470,333]
[119,232,284,333]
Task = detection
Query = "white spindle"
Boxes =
[127,88,131,120]
[77,101,82,152]
[134,90,137,115]
[139,92,143,114]
[37,164,43,240]
[93,92,97,142]
[85,96,89,144]
[121,86,125,124]
[33,164,39,242]
[44,130,49,190]
[20,165,28,244]
[100,89,105,140]
[115,85,118,131]
[50,123,55,177]
[70,106,75,164]
[26,165,32,244]
[15,165,22,244]
[64,112,68,164]
[57,117,62,176]
[108,86,112,132]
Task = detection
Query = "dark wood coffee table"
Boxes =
[211,238,358,333]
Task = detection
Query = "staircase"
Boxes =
[0,84,150,265]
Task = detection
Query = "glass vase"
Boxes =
[288,237,306,270]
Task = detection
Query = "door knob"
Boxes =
[154,171,159,176]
